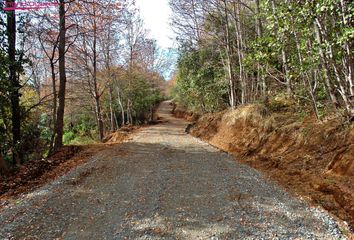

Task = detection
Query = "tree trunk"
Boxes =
[223,0,237,108]
[114,112,119,130]
[54,0,67,151]
[95,96,104,141]
[0,153,8,174]
[293,30,320,119]
[314,19,339,108]
[92,6,104,141]
[319,16,352,116]
[255,0,266,97]
[126,99,133,124]
[49,61,57,154]
[281,49,292,96]
[271,0,292,97]
[115,86,125,127]
[340,0,354,97]
[233,1,246,104]
[108,85,115,131]
[327,36,352,114]
[6,0,22,165]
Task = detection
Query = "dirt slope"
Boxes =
[0,101,348,239]
[187,104,354,230]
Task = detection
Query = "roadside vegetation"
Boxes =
[0,1,167,174]
[170,0,353,118]
[169,0,353,229]
[0,0,353,231]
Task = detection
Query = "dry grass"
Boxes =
[223,104,275,132]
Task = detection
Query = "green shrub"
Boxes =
[63,131,75,145]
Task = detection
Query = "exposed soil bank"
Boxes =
[172,104,200,122]
[0,101,347,239]
[176,104,354,230]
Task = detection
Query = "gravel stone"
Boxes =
[0,101,347,239]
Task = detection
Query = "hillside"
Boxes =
[173,103,354,230]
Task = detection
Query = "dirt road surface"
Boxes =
[0,101,346,239]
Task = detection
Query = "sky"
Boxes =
[135,0,177,80]
[135,0,175,49]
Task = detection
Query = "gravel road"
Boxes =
[0,101,346,239]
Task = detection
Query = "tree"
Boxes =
[70,0,122,140]
[35,20,60,152]
[0,21,9,171]
[0,151,7,173]
[0,0,167,170]
[174,44,227,112]
[170,0,354,118]
[6,0,22,164]
[54,0,68,150]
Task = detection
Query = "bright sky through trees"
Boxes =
[135,0,175,49]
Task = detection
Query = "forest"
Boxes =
[169,0,353,117]
[0,0,168,172]
[168,0,353,228]
[0,0,353,178]
[0,0,353,236]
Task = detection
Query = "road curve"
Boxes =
[0,101,345,239]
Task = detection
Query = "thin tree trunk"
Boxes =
[223,0,237,108]
[126,102,129,125]
[54,0,67,151]
[6,0,22,165]
[0,152,8,174]
[95,95,104,141]
[271,0,292,97]
[104,25,114,132]
[340,0,354,97]
[293,30,320,119]
[318,15,352,115]
[314,19,339,108]
[281,49,292,96]
[327,37,352,114]
[49,61,57,154]
[114,112,119,130]
[92,6,104,141]
[108,85,115,131]
[255,0,262,40]
[115,86,125,127]
[234,1,246,104]
[255,0,266,97]
[126,99,133,124]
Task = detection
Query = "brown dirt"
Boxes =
[0,127,138,206]
[187,104,354,230]
[171,103,200,122]
[103,125,139,143]
[0,101,346,239]
[0,145,104,199]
